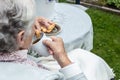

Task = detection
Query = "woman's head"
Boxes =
[0,0,35,53]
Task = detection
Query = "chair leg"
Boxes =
[110,78,115,80]
[75,0,80,4]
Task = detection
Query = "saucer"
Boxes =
[45,24,61,36]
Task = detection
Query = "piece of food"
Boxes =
[48,23,55,30]
[32,30,41,44]
[41,27,47,32]
[35,30,41,38]
[41,23,55,33]
[46,23,55,33]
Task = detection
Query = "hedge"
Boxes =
[107,0,120,9]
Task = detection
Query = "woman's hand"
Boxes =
[34,17,54,32]
[43,36,72,68]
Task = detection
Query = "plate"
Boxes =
[45,24,61,36]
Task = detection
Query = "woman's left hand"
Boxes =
[43,36,72,68]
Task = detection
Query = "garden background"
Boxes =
[59,0,120,79]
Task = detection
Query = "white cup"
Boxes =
[31,33,52,57]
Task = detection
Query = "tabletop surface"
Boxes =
[36,2,93,51]
[36,3,92,43]
[48,3,92,44]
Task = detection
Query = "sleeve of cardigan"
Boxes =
[59,63,88,80]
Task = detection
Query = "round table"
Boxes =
[36,3,93,52]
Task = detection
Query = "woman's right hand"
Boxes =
[34,17,54,32]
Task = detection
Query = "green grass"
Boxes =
[59,0,67,2]
[86,8,120,79]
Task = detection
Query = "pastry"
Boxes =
[35,30,41,38]
[41,23,55,33]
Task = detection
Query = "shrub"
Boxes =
[107,0,120,9]
[98,0,107,5]
[59,0,66,2]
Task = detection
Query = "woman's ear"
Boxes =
[17,30,25,48]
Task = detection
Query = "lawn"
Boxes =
[86,8,120,79]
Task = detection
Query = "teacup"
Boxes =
[31,33,52,57]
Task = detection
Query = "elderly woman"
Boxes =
[0,0,114,80]
[0,0,85,79]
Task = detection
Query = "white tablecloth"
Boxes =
[36,2,93,52]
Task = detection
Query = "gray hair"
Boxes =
[0,0,35,53]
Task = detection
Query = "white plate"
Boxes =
[45,24,62,36]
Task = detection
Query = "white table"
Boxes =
[36,3,93,52]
